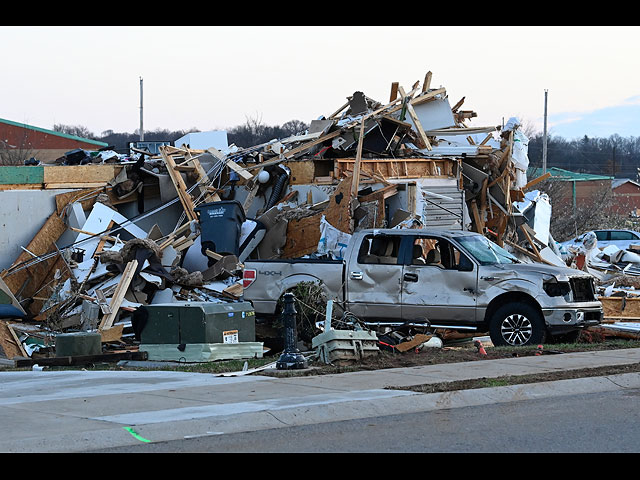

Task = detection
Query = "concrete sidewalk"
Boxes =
[1,348,640,452]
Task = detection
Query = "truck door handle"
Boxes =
[481,276,496,281]
[403,273,419,282]
[350,271,363,280]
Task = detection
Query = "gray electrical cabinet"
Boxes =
[139,301,255,345]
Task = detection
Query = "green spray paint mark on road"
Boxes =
[124,427,151,443]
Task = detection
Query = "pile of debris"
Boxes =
[0,71,576,366]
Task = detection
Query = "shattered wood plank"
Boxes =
[242,180,260,212]
[224,158,254,181]
[173,238,194,252]
[0,321,24,359]
[519,224,543,262]
[395,334,433,353]
[358,184,398,203]
[451,97,465,112]
[399,87,446,108]
[158,220,195,250]
[523,171,552,190]
[223,282,243,298]
[282,213,323,259]
[328,101,349,119]
[398,86,432,151]
[470,200,484,233]
[99,260,138,331]
[1,212,68,309]
[351,120,366,199]
[422,71,432,92]
[328,175,355,233]
[389,82,399,101]
[100,324,124,343]
[159,146,197,222]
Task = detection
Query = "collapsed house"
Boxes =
[0,71,604,366]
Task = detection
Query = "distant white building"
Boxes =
[174,131,228,150]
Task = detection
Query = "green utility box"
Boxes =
[139,301,256,345]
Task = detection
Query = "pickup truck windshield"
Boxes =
[454,235,519,265]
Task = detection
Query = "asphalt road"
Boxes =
[88,387,640,453]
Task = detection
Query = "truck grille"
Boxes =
[570,277,596,302]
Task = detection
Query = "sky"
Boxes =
[1,25,639,140]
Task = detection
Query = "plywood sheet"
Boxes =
[43,165,119,184]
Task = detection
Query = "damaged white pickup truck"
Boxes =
[242,228,603,347]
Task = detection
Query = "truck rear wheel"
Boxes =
[489,302,546,347]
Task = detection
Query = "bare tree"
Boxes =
[0,137,35,165]
[53,124,96,139]
[538,179,632,241]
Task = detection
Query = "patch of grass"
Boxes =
[392,362,640,394]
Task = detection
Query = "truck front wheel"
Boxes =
[489,302,546,347]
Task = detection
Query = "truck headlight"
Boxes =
[543,281,571,297]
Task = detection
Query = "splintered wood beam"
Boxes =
[405,87,447,107]
[245,130,343,170]
[422,71,432,92]
[225,158,253,181]
[519,224,543,262]
[351,119,367,198]
[328,100,349,119]
[470,200,484,233]
[99,259,138,331]
[451,97,465,112]
[398,86,432,151]
[159,147,197,222]
[524,172,552,190]
[390,82,399,101]
[480,133,493,145]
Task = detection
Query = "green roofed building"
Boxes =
[0,118,108,164]
[527,166,613,211]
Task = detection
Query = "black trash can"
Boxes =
[195,200,246,257]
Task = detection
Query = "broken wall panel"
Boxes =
[1,212,68,304]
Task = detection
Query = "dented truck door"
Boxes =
[401,233,478,323]
[345,232,404,320]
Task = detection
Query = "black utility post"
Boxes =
[276,293,308,370]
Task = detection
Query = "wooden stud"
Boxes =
[422,71,432,92]
[99,260,138,331]
[390,82,399,102]
[520,224,543,262]
[398,86,432,150]
[159,146,197,222]
[523,172,552,190]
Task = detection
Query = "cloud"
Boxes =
[548,97,640,139]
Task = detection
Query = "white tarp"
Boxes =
[504,117,529,189]
[317,215,351,260]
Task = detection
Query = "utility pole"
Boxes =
[139,76,144,142]
[542,89,548,174]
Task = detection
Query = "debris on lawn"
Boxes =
[0,70,628,367]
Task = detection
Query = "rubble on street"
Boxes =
[0,71,636,368]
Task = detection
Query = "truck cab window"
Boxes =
[411,237,469,270]
[358,235,401,265]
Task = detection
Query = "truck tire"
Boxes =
[489,302,546,347]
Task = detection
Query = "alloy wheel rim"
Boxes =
[501,314,533,345]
